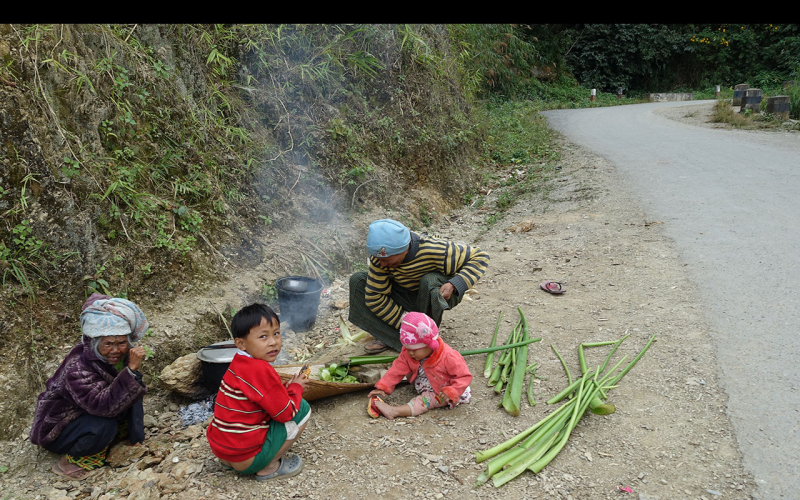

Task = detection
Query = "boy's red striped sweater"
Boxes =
[206,353,303,462]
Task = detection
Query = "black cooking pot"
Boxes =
[275,276,322,332]
[196,340,237,392]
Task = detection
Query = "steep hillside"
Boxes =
[0,23,485,438]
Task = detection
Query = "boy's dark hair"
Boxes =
[230,303,280,339]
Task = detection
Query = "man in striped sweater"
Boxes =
[349,219,490,354]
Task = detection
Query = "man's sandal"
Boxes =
[364,340,389,354]
[254,453,303,481]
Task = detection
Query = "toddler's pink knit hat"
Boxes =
[399,312,439,350]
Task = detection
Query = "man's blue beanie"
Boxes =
[366,219,411,257]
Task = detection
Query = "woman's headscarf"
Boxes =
[80,293,149,343]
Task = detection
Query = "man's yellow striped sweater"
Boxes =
[365,232,490,328]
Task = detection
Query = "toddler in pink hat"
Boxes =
[367,312,472,419]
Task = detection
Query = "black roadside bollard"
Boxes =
[766,96,791,120]
[732,84,749,107]
[740,88,762,113]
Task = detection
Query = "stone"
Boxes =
[159,353,203,397]
[105,442,146,467]
[156,411,177,427]
[507,220,534,233]
[143,414,157,428]
[352,367,386,385]
[127,481,161,500]
[175,424,203,441]
[332,300,349,309]
[170,460,204,480]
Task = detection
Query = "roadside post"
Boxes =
[740,88,762,113]
[590,89,596,101]
[732,84,749,107]
[766,96,791,120]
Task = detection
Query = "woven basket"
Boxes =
[273,363,373,401]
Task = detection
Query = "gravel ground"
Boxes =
[0,102,757,499]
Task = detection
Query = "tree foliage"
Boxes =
[458,24,800,94]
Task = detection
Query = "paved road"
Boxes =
[543,101,800,500]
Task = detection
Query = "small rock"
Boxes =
[170,460,203,480]
[105,442,146,467]
[507,220,534,233]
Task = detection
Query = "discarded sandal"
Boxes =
[367,396,385,418]
[364,340,389,354]
[254,453,303,481]
[540,281,565,294]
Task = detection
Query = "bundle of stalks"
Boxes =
[474,334,656,488]
[483,307,541,416]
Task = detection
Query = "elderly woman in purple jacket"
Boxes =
[30,294,149,479]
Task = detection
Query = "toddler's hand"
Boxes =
[368,389,386,398]
[437,392,450,405]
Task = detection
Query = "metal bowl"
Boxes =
[282,279,309,292]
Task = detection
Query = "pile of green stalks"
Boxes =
[483,308,542,416]
[474,333,656,488]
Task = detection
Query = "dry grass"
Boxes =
[710,100,782,129]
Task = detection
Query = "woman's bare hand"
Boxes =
[127,346,146,371]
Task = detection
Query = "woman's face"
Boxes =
[98,335,130,365]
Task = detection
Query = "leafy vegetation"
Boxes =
[486,24,800,94]
[2,22,797,308]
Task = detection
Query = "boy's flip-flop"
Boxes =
[254,453,304,481]
[540,281,565,294]
[367,396,385,418]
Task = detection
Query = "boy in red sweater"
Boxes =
[206,303,310,481]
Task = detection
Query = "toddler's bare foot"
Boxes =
[375,399,413,420]
[374,399,399,420]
